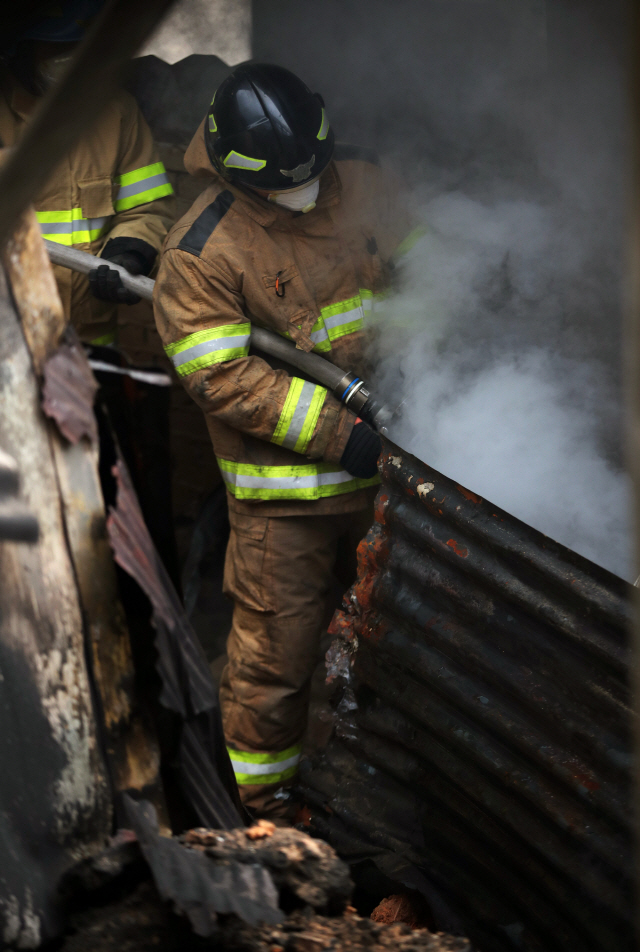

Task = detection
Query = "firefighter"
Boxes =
[153,63,420,820]
[0,0,175,346]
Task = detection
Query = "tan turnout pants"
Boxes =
[219,506,372,819]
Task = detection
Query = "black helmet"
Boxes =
[204,63,334,192]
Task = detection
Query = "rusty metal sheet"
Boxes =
[41,333,98,444]
[300,440,633,952]
[123,796,281,936]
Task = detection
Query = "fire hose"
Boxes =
[43,240,392,433]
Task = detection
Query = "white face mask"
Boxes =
[268,179,320,213]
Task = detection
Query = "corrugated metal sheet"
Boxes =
[299,440,633,952]
[123,797,281,936]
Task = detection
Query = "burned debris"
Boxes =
[58,813,471,952]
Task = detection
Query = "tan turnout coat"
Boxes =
[0,72,175,344]
[153,121,415,516]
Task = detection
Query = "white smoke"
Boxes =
[372,186,631,580]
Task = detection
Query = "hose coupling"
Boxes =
[333,372,372,416]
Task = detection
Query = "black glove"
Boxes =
[340,420,382,478]
[88,237,156,305]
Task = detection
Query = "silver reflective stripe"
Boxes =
[280,380,319,450]
[323,305,363,333]
[170,333,251,369]
[223,150,266,171]
[317,469,353,486]
[40,216,108,235]
[228,752,301,776]
[309,325,329,346]
[116,172,170,201]
[223,468,353,492]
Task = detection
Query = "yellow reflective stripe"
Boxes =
[90,332,116,346]
[218,457,379,501]
[227,744,302,786]
[164,323,251,376]
[41,228,106,246]
[36,208,85,223]
[208,113,217,133]
[306,295,365,353]
[223,150,267,171]
[322,295,364,342]
[116,161,166,188]
[272,378,327,453]
[232,765,299,784]
[394,225,427,260]
[317,107,330,141]
[36,208,109,245]
[232,766,298,785]
[114,161,173,212]
[114,182,173,212]
[359,288,387,315]
[228,743,301,765]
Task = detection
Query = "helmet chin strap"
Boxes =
[268,179,320,213]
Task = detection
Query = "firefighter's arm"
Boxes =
[105,91,176,268]
[153,250,354,464]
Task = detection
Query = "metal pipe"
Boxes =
[44,239,393,431]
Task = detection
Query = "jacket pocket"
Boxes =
[223,513,276,612]
[79,177,115,219]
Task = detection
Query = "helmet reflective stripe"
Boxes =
[317,107,330,141]
[164,323,251,377]
[208,114,217,133]
[271,378,327,454]
[223,150,267,171]
[218,457,379,501]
